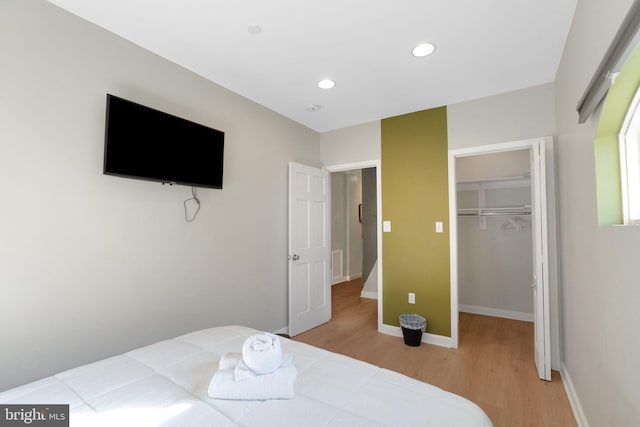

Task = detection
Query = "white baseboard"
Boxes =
[332,274,362,285]
[560,364,589,427]
[332,276,347,285]
[360,291,378,299]
[273,326,289,336]
[459,304,534,322]
[379,324,454,348]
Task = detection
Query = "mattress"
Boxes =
[0,326,492,426]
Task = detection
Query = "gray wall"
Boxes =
[320,121,381,166]
[447,83,556,148]
[456,153,534,317]
[361,168,377,285]
[0,0,319,391]
[456,151,531,181]
[347,172,363,278]
[554,0,640,424]
[331,172,347,282]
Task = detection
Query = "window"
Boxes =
[580,1,640,225]
[591,37,640,225]
[619,85,640,224]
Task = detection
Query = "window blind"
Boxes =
[577,0,640,123]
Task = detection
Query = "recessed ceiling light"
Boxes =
[248,25,262,35]
[317,79,336,89]
[412,43,436,57]
[305,104,322,112]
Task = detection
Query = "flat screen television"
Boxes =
[104,94,224,189]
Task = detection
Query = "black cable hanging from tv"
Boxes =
[184,187,201,223]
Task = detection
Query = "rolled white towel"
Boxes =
[242,333,282,375]
[235,352,295,382]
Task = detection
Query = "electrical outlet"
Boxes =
[408,293,415,304]
[435,221,443,233]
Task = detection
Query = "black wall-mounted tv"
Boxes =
[104,94,224,189]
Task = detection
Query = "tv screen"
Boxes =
[104,94,224,189]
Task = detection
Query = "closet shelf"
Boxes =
[456,173,530,185]
[456,174,530,191]
[457,205,531,217]
[456,173,531,229]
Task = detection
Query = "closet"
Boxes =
[456,150,534,321]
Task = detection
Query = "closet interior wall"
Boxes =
[456,150,534,321]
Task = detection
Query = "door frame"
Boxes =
[447,137,559,374]
[324,160,383,332]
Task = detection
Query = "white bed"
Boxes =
[0,326,492,426]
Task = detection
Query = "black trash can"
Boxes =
[399,314,427,347]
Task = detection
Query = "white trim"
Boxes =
[331,249,344,285]
[619,82,640,224]
[459,304,534,322]
[619,131,631,224]
[345,175,351,279]
[448,152,460,348]
[450,139,538,157]
[560,364,590,427]
[346,273,362,281]
[380,324,454,348]
[530,139,552,380]
[325,160,381,171]
[324,160,383,334]
[332,277,347,286]
[360,291,378,299]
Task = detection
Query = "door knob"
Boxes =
[289,254,300,261]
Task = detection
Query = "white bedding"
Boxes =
[0,326,492,426]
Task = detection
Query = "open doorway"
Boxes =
[325,161,383,331]
[330,170,362,286]
[330,168,378,299]
[455,149,534,323]
[448,137,558,381]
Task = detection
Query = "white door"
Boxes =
[288,162,331,336]
[531,142,551,381]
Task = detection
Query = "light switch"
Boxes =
[383,221,391,232]
[435,222,443,233]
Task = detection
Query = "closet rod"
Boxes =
[457,212,531,217]
[457,205,531,212]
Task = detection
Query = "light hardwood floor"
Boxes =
[294,279,577,427]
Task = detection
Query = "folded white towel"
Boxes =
[218,352,243,370]
[208,352,297,400]
[235,352,295,382]
[242,333,283,375]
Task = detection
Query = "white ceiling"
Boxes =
[48,0,577,133]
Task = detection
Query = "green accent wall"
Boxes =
[381,107,451,337]
[594,134,623,224]
[594,43,640,225]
